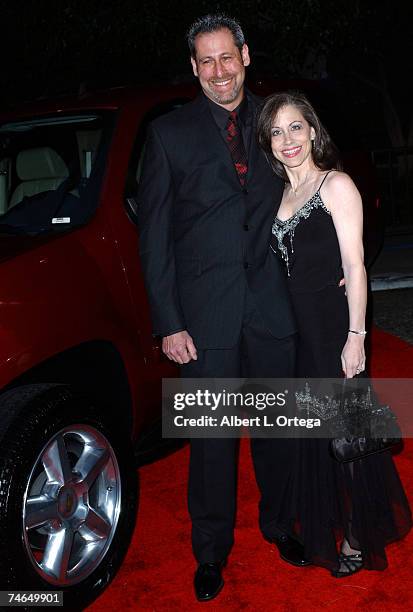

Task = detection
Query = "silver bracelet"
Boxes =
[348,329,367,336]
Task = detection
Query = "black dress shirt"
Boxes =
[206,94,252,160]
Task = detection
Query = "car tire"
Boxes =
[0,384,138,610]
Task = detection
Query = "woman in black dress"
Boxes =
[257,92,411,576]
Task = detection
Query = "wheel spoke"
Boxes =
[41,526,74,581]
[23,423,122,586]
[25,495,58,529]
[78,509,111,542]
[42,436,73,486]
[75,447,110,489]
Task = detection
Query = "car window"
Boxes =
[124,99,190,224]
[0,112,114,235]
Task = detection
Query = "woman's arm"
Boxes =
[322,172,367,378]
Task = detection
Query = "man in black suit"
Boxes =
[137,14,308,601]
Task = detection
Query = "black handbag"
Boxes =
[328,379,401,463]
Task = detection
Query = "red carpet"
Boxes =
[88,328,413,611]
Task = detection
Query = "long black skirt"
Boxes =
[279,285,412,571]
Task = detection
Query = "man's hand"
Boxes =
[162,331,198,364]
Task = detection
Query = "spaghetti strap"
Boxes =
[317,170,333,193]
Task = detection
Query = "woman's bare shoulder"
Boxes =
[322,170,357,191]
[321,170,361,210]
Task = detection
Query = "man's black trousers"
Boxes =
[181,288,296,564]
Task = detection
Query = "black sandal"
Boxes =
[331,552,364,578]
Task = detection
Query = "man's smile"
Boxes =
[210,77,233,87]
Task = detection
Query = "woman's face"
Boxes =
[270,104,316,169]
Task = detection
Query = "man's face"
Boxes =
[191,28,250,109]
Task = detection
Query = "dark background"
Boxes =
[2,0,410,227]
[0,0,410,152]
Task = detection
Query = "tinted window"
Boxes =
[0,112,114,235]
[123,99,190,225]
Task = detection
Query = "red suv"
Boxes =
[0,85,195,609]
[0,81,381,609]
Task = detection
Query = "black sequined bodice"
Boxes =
[271,190,343,293]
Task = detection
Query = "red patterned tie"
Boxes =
[226,110,248,186]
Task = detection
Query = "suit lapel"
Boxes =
[195,94,236,161]
[246,92,284,204]
[189,91,275,190]
[245,92,263,185]
[191,93,249,187]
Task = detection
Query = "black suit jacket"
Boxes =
[137,90,296,349]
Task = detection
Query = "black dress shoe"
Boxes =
[194,562,224,601]
[273,534,311,567]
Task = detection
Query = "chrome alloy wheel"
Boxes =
[22,424,121,586]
